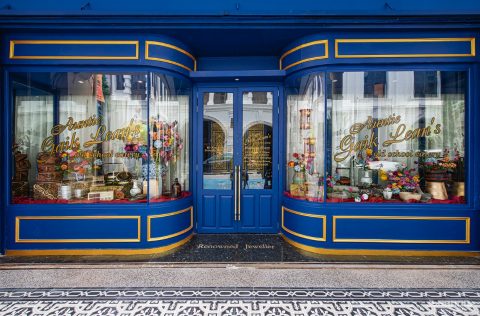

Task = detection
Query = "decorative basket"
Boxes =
[37,172,63,183]
[33,182,60,200]
[425,169,451,181]
[12,181,29,197]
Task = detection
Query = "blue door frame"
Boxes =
[194,84,281,233]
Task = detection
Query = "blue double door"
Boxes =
[196,87,279,233]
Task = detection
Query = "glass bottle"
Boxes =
[171,178,182,198]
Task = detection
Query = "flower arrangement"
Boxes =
[423,148,459,172]
[326,174,336,190]
[357,148,378,170]
[288,152,316,174]
[386,166,420,194]
[287,153,307,173]
[151,119,184,163]
[58,150,92,181]
[124,143,148,160]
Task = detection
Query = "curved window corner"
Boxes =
[148,72,191,203]
[11,71,191,205]
[327,70,466,204]
[285,72,325,203]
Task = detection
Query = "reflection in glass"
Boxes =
[12,72,148,204]
[327,71,466,204]
[149,73,191,201]
[11,72,192,204]
[285,73,325,202]
[242,92,273,189]
[203,92,234,189]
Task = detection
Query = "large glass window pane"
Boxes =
[242,91,273,189]
[148,73,191,201]
[12,72,148,204]
[327,70,466,204]
[285,73,325,202]
[203,92,234,190]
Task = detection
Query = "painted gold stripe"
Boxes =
[15,216,141,243]
[283,56,329,71]
[335,37,476,58]
[7,234,193,256]
[333,216,470,244]
[279,40,328,70]
[281,207,326,242]
[147,207,193,242]
[145,56,194,72]
[282,234,479,257]
[145,41,196,71]
[9,40,139,60]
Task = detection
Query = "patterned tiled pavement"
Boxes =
[1,288,480,315]
[1,234,480,315]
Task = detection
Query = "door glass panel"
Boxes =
[242,92,273,189]
[203,92,234,189]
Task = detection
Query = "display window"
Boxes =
[285,73,325,202]
[285,70,466,204]
[148,73,190,202]
[11,71,191,204]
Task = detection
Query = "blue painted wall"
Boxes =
[0,0,479,256]
[0,0,479,15]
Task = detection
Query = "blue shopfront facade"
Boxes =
[0,0,479,257]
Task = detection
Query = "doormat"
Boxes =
[2,234,480,265]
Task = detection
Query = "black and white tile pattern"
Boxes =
[0,288,479,315]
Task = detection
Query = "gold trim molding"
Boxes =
[147,206,193,242]
[9,40,140,60]
[335,38,476,58]
[145,41,197,71]
[7,234,193,256]
[279,40,329,70]
[281,207,326,242]
[15,216,141,243]
[333,216,470,244]
[282,234,478,257]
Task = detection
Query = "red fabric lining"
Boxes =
[12,191,191,205]
[284,192,465,204]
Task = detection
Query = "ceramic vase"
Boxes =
[58,184,72,200]
[130,181,141,197]
[360,170,372,187]
[292,171,305,185]
[382,189,393,200]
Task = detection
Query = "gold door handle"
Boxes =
[237,165,241,221]
[234,166,238,221]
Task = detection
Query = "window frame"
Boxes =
[283,63,475,211]
[4,65,193,208]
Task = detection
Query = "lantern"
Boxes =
[299,109,312,130]
[304,137,316,158]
